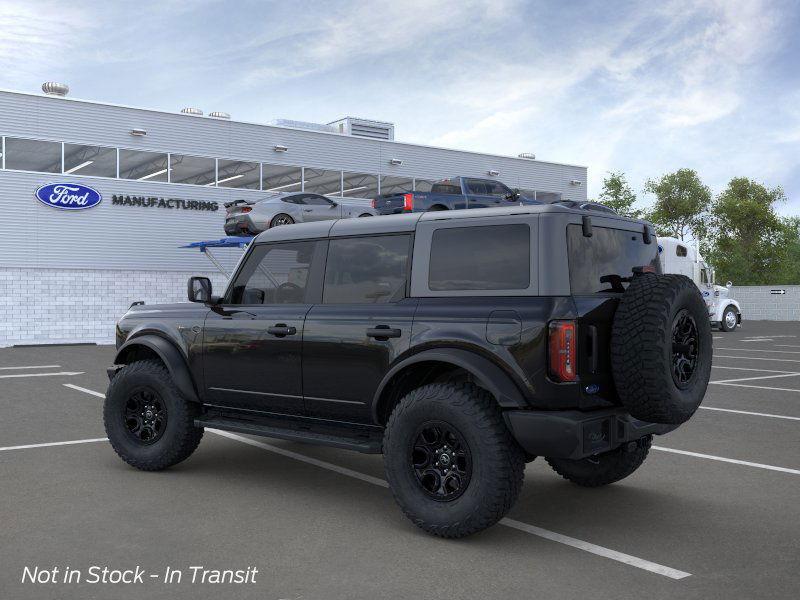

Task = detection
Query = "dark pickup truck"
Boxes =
[372,176,539,214]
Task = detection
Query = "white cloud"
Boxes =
[0,1,91,83]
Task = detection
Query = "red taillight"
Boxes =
[371,198,377,209]
[241,207,252,213]
[403,193,414,211]
[548,320,576,382]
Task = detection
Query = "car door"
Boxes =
[202,239,325,415]
[302,234,417,423]
[298,194,341,222]
[465,178,503,209]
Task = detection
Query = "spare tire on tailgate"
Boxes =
[611,273,712,425]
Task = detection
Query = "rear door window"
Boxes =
[429,224,530,290]
[323,235,410,303]
[567,225,660,294]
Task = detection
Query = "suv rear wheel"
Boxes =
[104,359,204,471]
[383,382,525,538]
[545,435,652,487]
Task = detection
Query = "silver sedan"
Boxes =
[224,192,377,235]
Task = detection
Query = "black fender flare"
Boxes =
[371,348,527,422]
[113,335,200,403]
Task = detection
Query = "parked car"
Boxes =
[658,236,742,331]
[224,192,376,235]
[371,176,540,214]
[105,205,711,538]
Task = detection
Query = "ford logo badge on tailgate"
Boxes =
[35,183,102,210]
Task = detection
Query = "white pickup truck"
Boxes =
[658,237,742,332]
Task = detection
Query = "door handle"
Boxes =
[303,208,313,212]
[268,324,297,337]
[366,326,402,340]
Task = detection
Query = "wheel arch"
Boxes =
[371,348,527,425]
[113,335,200,403]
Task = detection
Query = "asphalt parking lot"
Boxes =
[1,321,799,599]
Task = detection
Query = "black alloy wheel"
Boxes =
[671,309,699,388]
[124,387,167,445]
[411,421,472,501]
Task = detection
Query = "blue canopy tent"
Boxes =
[180,236,253,277]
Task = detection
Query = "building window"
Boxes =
[676,245,688,257]
[429,225,530,291]
[170,154,216,186]
[341,172,379,198]
[119,149,169,182]
[262,163,302,193]
[63,144,117,177]
[323,235,410,304]
[217,159,260,189]
[414,178,436,192]
[4,138,61,173]
[379,175,413,195]
[304,168,342,196]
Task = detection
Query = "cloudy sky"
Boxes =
[1,0,798,212]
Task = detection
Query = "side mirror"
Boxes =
[329,201,339,208]
[188,276,212,303]
[726,281,732,289]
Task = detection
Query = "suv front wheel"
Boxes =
[104,359,204,471]
[383,382,525,538]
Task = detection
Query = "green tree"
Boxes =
[643,169,711,240]
[596,171,641,218]
[705,177,791,285]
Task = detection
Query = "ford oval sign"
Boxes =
[35,183,102,210]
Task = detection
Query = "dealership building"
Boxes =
[0,84,588,347]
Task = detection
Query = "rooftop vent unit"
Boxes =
[42,82,69,97]
[518,152,536,160]
[180,107,203,116]
[209,111,230,119]
[269,119,337,134]
[329,117,394,141]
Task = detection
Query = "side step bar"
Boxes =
[195,416,383,454]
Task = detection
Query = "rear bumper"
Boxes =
[503,408,678,460]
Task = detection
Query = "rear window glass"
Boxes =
[429,224,530,291]
[430,180,462,195]
[567,224,660,294]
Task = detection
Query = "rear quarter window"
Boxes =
[567,224,660,294]
[429,224,530,290]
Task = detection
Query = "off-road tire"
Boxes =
[383,382,525,538]
[611,273,712,425]
[546,435,652,487]
[104,359,203,471]
[720,306,738,332]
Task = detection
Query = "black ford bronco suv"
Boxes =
[105,205,712,538]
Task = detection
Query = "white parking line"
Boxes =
[0,438,107,452]
[710,373,800,384]
[653,446,800,475]
[210,429,691,579]
[699,406,800,421]
[712,365,798,373]
[0,371,84,379]
[716,348,800,354]
[710,382,800,394]
[64,383,106,398]
[0,365,61,370]
[715,355,800,364]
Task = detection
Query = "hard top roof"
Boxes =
[252,204,647,244]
